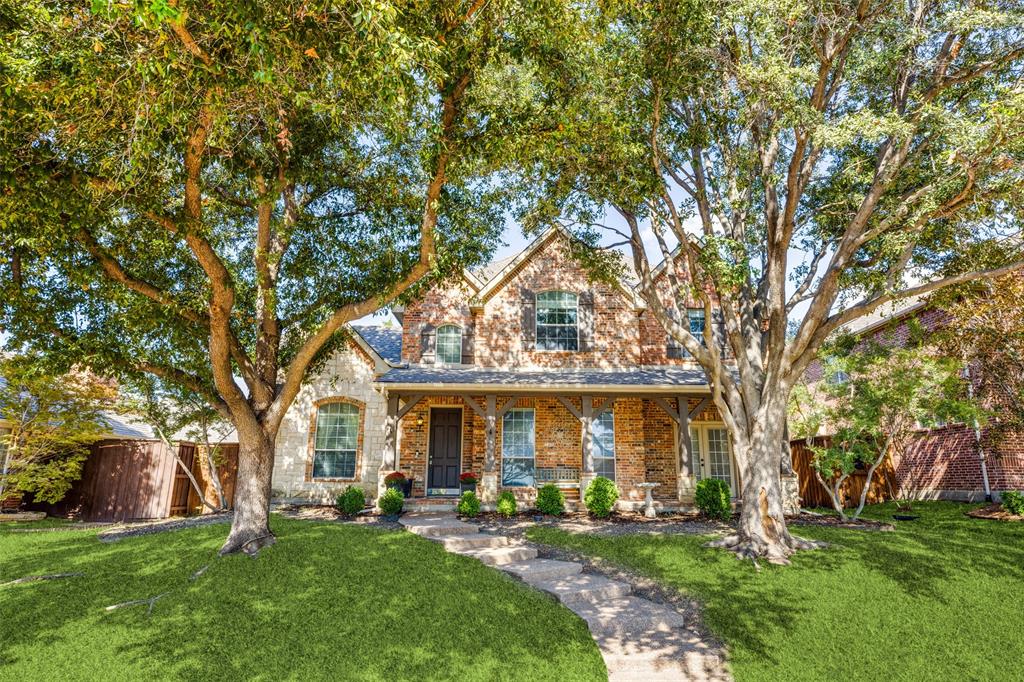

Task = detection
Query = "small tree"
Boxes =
[800,331,978,520]
[0,356,114,504]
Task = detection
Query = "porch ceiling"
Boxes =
[374,366,710,394]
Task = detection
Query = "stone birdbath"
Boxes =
[636,482,660,519]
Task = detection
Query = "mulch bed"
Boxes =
[788,512,895,531]
[967,504,1024,522]
[469,510,729,539]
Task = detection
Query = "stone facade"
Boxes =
[272,343,387,504]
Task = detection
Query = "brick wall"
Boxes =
[402,233,704,370]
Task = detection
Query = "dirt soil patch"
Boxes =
[275,504,403,530]
[98,513,233,542]
[787,512,894,531]
[967,504,1024,522]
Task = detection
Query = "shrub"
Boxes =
[378,488,404,516]
[457,490,481,517]
[383,471,406,485]
[1002,490,1024,516]
[695,478,731,521]
[584,476,619,518]
[459,471,478,485]
[496,491,517,518]
[535,484,565,516]
[335,486,366,516]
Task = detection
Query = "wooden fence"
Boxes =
[31,439,238,522]
[791,437,897,509]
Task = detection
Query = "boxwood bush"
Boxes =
[584,476,619,518]
[1002,490,1024,516]
[335,486,366,516]
[695,478,731,521]
[496,491,517,518]
[378,487,404,516]
[457,490,481,517]
[536,484,565,516]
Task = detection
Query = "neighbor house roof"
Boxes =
[840,293,930,337]
[376,366,710,393]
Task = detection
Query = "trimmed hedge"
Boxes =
[457,490,481,517]
[1002,490,1024,516]
[335,486,366,516]
[695,478,731,520]
[536,484,565,516]
[378,487,404,516]
[584,476,619,518]
[496,491,517,518]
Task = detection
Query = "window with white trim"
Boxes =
[435,324,463,364]
[536,291,579,351]
[592,411,616,480]
[312,403,359,479]
[501,408,535,486]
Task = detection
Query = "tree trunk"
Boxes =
[709,400,824,564]
[852,438,890,520]
[220,427,276,555]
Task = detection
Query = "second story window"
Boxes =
[436,324,463,364]
[667,308,707,358]
[536,291,578,351]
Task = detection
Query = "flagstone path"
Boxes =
[400,513,730,682]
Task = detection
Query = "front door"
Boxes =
[689,425,737,496]
[428,408,462,495]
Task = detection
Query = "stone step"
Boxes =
[450,544,538,566]
[531,574,632,604]
[499,558,583,582]
[399,514,479,537]
[438,534,510,551]
[566,597,688,635]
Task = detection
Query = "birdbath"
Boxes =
[636,483,660,519]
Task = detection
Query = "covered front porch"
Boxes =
[375,367,738,511]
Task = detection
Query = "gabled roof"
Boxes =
[351,325,403,364]
[840,293,930,337]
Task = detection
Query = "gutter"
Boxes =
[372,381,711,394]
[964,364,993,502]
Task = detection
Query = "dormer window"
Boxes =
[436,324,463,364]
[536,291,579,351]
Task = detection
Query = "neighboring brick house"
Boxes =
[799,294,1024,504]
[273,227,741,511]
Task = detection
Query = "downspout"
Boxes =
[964,365,992,502]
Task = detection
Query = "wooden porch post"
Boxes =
[580,396,594,498]
[482,394,498,504]
[677,395,695,505]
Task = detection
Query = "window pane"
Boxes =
[536,291,578,351]
[313,403,359,478]
[592,412,615,481]
[436,325,462,364]
[502,409,535,486]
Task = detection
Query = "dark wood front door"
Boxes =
[428,408,462,494]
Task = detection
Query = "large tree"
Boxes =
[0,0,586,553]
[533,0,1024,561]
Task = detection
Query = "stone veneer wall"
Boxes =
[272,344,387,504]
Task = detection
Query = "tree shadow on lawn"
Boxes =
[0,519,605,681]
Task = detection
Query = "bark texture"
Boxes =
[220,429,276,556]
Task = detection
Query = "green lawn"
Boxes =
[528,502,1024,682]
[1,517,605,681]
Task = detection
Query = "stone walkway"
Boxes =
[400,514,729,681]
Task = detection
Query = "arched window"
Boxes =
[435,325,463,364]
[536,291,578,351]
[312,402,360,479]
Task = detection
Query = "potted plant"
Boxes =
[459,471,478,494]
[383,471,413,498]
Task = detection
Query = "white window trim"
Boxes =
[435,324,463,365]
[535,290,580,352]
[501,408,536,487]
[311,403,360,481]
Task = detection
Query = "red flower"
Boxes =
[384,471,407,484]
[459,471,478,484]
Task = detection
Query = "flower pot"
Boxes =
[460,482,477,495]
[382,513,400,522]
[533,514,544,523]
[402,479,413,498]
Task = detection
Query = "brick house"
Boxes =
[272,227,740,511]
[800,294,1024,504]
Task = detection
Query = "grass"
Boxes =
[0,516,605,681]
[528,501,1024,682]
